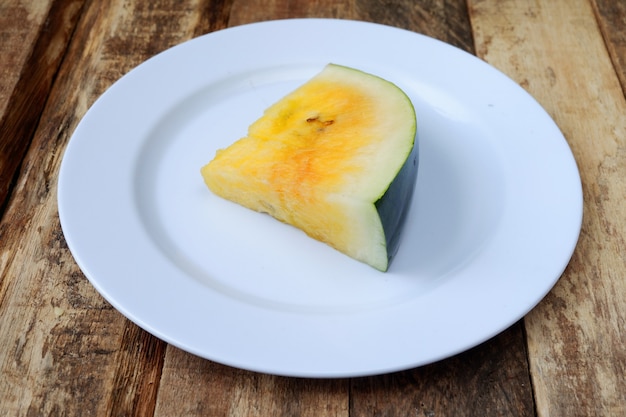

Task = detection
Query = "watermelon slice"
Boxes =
[201,64,418,271]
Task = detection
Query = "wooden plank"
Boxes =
[0,0,81,212]
[228,0,357,25]
[592,0,626,95]
[0,1,51,120]
[354,0,474,52]
[228,0,474,53]
[468,0,626,416]
[0,1,230,415]
[351,323,535,417]
[347,1,534,415]
[161,2,534,416]
[153,3,356,416]
[155,347,349,417]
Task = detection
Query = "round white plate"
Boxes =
[58,19,582,377]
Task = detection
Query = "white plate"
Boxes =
[58,19,582,377]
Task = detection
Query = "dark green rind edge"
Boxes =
[374,133,419,271]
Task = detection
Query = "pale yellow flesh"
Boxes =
[201,64,416,270]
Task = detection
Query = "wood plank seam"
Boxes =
[589,0,626,98]
[0,0,86,221]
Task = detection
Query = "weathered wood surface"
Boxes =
[0,0,624,416]
[593,0,626,96]
[0,0,83,210]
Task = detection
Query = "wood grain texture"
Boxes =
[592,0,626,95]
[229,0,473,53]
[350,322,534,417]
[469,0,626,416]
[354,0,474,52]
[0,0,83,213]
[155,347,349,417]
[0,0,52,119]
[228,0,357,25]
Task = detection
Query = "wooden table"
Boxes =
[1,1,624,415]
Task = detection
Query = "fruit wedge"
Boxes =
[201,64,418,271]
